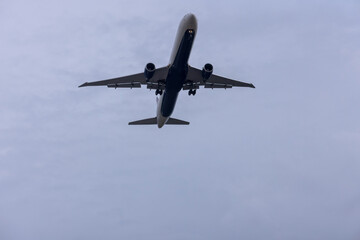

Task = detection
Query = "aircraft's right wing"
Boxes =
[79,66,169,89]
[185,66,255,89]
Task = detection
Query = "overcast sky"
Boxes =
[1,0,360,239]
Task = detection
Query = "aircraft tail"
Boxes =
[128,117,189,125]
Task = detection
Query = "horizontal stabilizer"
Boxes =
[128,117,189,125]
[129,117,157,125]
[166,118,189,125]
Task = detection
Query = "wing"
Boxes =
[79,66,169,89]
[185,66,255,89]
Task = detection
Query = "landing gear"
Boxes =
[155,89,163,95]
[188,89,196,96]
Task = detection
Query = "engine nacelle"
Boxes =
[202,63,213,81]
[144,63,156,80]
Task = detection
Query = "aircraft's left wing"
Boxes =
[185,66,255,89]
[79,66,168,89]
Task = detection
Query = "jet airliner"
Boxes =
[79,13,255,128]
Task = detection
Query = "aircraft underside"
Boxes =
[79,13,255,128]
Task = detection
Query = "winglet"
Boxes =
[250,83,255,88]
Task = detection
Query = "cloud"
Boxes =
[1,0,360,239]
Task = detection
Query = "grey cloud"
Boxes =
[1,0,360,239]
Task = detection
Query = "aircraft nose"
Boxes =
[184,13,197,30]
[186,13,196,21]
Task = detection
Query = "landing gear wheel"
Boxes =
[156,89,163,96]
[188,89,196,96]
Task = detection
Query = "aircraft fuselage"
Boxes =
[156,14,197,128]
[79,13,255,127]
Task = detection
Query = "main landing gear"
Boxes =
[188,89,196,96]
[155,89,163,95]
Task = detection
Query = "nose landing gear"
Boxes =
[188,89,196,96]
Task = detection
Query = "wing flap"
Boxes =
[146,81,166,90]
[186,66,255,88]
[107,82,141,88]
[79,66,168,88]
[204,83,232,89]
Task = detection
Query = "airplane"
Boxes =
[79,13,255,128]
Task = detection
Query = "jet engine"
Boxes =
[202,63,213,81]
[144,63,156,80]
